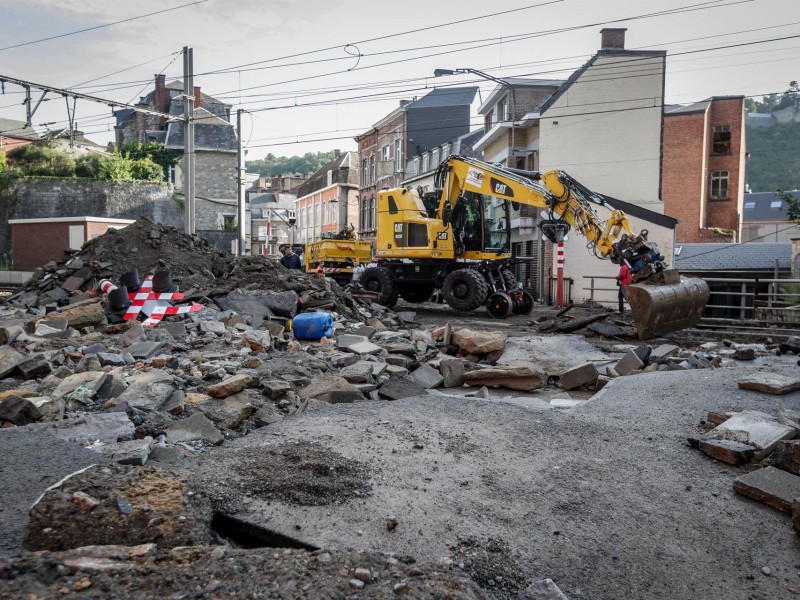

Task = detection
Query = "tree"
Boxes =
[746,80,799,113]
[118,141,180,181]
[6,144,76,177]
[778,188,800,222]
[246,150,335,177]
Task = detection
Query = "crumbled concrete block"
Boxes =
[440,359,465,388]
[615,351,644,376]
[774,439,800,475]
[734,466,800,513]
[166,413,223,446]
[738,373,800,395]
[703,410,795,459]
[698,439,755,465]
[93,436,154,465]
[559,363,598,391]
[650,344,679,360]
[410,364,444,389]
[378,376,426,400]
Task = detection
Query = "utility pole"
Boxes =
[236,108,246,255]
[183,46,195,235]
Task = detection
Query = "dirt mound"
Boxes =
[6,217,357,314]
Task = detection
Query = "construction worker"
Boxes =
[316,262,325,276]
[352,261,365,286]
[280,245,302,270]
[615,262,632,313]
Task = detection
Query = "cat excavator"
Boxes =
[361,155,709,339]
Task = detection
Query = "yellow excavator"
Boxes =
[361,155,709,339]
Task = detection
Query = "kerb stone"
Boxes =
[733,466,800,513]
[559,363,598,391]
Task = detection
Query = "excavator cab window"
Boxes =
[455,192,510,253]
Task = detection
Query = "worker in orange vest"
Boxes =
[316,263,325,276]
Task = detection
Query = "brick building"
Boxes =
[662,96,747,243]
[0,117,38,153]
[355,87,476,243]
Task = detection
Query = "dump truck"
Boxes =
[302,234,372,286]
[360,155,709,339]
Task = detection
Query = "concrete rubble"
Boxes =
[2,220,800,597]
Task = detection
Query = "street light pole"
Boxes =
[434,68,515,164]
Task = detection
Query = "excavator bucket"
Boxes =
[623,269,710,339]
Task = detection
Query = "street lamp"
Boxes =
[434,68,516,163]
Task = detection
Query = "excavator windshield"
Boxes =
[455,191,510,254]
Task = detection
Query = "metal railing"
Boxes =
[581,275,800,325]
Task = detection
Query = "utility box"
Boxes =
[9,217,135,271]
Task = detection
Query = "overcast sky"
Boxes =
[1,0,797,160]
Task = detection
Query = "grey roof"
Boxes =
[664,100,710,115]
[164,108,238,152]
[743,191,800,221]
[0,117,39,141]
[673,242,792,271]
[406,87,477,109]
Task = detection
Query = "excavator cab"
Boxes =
[450,192,511,257]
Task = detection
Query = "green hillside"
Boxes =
[246,151,335,178]
[745,120,800,192]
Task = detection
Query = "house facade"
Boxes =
[0,117,38,152]
[741,190,800,242]
[295,150,359,245]
[114,75,238,233]
[354,87,476,243]
[662,96,747,243]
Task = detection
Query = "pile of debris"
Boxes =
[4,217,358,319]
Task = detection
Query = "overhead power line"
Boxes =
[0,0,209,52]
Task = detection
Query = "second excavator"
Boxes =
[360,155,709,339]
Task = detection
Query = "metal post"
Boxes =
[236,108,246,255]
[556,241,564,308]
[183,47,195,235]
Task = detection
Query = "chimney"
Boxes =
[600,28,627,50]
[154,74,168,122]
[334,149,341,159]
[193,86,202,109]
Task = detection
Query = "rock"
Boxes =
[650,344,679,360]
[118,322,146,348]
[339,362,376,384]
[615,350,644,375]
[261,380,293,399]
[559,363,598,391]
[732,347,756,360]
[463,366,543,391]
[329,389,365,404]
[149,445,188,464]
[199,320,227,336]
[49,412,136,444]
[329,352,358,368]
[378,376,426,400]
[702,410,795,459]
[550,398,585,408]
[198,391,256,430]
[733,466,800,513]
[93,437,155,465]
[115,381,175,413]
[774,439,800,475]
[737,373,800,395]
[206,374,252,398]
[52,372,111,403]
[23,464,210,551]
[15,355,52,380]
[127,342,165,360]
[440,359,466,388]
[28,395,65,421]
[51,300,107,329]
[0,395,42,425]
[450,329,506,355]
[520,578,571,600]
[243,330,272,352]
[587,321,624,337]
[0,346,26,378]
[298,376,360,403]
[262,290,299,318]
[410,364,444,389]
[166,413,223,445]
[160,390,185,415]
[698,439,756,465]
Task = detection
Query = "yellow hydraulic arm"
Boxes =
[437,155,637,262]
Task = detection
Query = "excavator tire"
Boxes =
[623,270,710,339]
[400,285,435,303]
[361,266,399,308]
[442,269,489,312]
[500,269,519,291]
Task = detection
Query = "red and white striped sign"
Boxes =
[98,275,202,327]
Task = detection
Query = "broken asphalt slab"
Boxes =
[184,358,800,600]
[497,334,613,377]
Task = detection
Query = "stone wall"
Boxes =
[0,178,184,257]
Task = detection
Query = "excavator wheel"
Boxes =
[361,266,399,308]
[442,269,489,312]
[500,269,519,291]
[512,290,535,315]
[623,270,710,339]
[486,292,513,319]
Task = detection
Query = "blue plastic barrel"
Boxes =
[291,312,334,340]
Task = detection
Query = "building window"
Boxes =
[422,153,430,173]
[369,196,376,230]
[484,113,492,133]
[710,171,729,200]
[442,143,450,160]
[431,148,439,166]
[370,155,376,184]
[362,159,367,188]
[712,125,731,155]
[770,200,783,209]
[394,139,402,172]
[382,144,390,162]
[496,98,507,123]
[744,201,755,209]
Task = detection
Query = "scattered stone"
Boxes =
[409,364,444,389]
[339,362,376,383]
[733,347,756,360]
[520,577,571,600]
[199,391,256,429]
[451,328,506,355]
[49,412,136,444]
[93,437,155,465]
[329,389,365,404]
[15,355,52,380]
[737,373,800,395]
[650,344,679,360]
[115,381,175,413]
[378,376,426,400]
[733,466,800,513]
[200,320,226,336]
[127,342,165,360]
[206,374,253,398]
[0,395,42,425]
[463,366,543,392]
[615,350,644,376]
[166,413,224,446]
[50,300,107,329]
[702,410,795,459]
[774,439,800,475]
[0,346,26,378]
[440,359,466,388]
[559,363,598,391]
[698,439,756,465]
